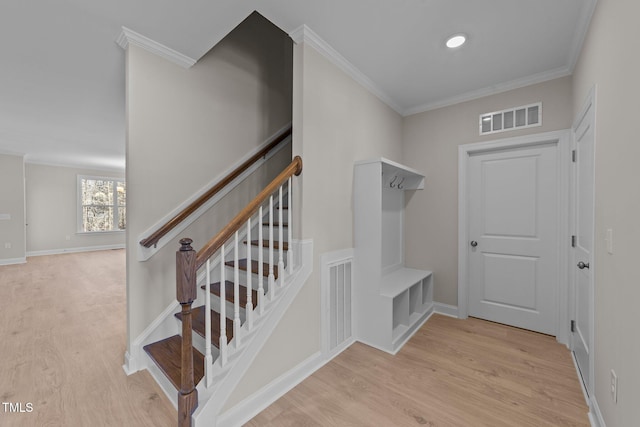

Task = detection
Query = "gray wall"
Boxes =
[572,0,640,424]
[126,13,293,350]
[25,163,125,254]
[0,153,26,264]
[402,76,573,305]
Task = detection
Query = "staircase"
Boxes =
[142,222,287,382]
[139,156,304,427]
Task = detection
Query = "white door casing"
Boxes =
[571,87,596,396]
[458,130,571,342]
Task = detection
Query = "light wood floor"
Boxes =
[0,250,176,427]
[247,314,590,427]
[1,252,589,427]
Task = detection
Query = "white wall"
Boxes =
[24,163,125,255]
[223,40,403,411]
[402,76,573,305]
[572,0,640,424]
[126,13,293,350]
[0,153,25,264]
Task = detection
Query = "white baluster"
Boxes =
[233,231,241,348]
[219,244,227,366]
[258,205,265,315]
[287,177,293,274]
[204,259,213,387]
[278,185,285,283]
[245,218,253,329]
[268,195,275,300]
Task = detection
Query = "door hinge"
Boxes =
[571,320,576,333]
[572,150,576,162]
[571,235,576,247]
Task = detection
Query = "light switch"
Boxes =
[606,228,613,254]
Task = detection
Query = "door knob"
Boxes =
[577,261,589,269]
[470,241,478,247]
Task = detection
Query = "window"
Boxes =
[78,176,126,232]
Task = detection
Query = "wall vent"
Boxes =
[479,102,542,135]
[321,249,354,355]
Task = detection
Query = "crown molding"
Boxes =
[403,66,572,117]
[116,27,197,69]
[0,148,26,158]
[24,157,125,173]
[289,25,403,115]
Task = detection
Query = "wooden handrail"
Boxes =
[195,156,302,270]
[140,126,293,248]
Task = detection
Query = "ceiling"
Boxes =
[0,0,595,171]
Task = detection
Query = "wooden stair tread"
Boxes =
[245,240,289,251]
[175,306,233,345]
[143,335,205,390]
[225,259,278,280]
[201,280,258,309]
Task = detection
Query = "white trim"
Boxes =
[26,244,125,257]
[289,25,403,115]
[24,158,125,173]
[457,130,571,340]
[0,148,26,157]
[219,324,357,427]
[137,123,292,261]
[320,248,354,356]
[405,67,571,117]
[589,397,606,427]
[434,302,459,318]
[193,240,314,425]
[116,26,197,69]
[571,352,604,427]
[217,351,324,427]
[570,85,597,399]
[122,300,181,375]
[0,257,26,266]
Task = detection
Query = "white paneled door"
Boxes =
[572,91,595,394]
[468,143,559,335]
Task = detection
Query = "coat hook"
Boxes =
[397,177,405,189]
[390,176,398,188]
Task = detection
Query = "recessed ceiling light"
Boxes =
[446,34,467,49]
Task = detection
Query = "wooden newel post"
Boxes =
[176,238,198,427]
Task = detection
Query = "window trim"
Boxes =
[77,175,126,234]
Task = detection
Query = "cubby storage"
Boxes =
[354,158,434,354]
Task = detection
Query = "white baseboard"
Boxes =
[434,302,459,318]
[217,288,453,426]
[123,300,180,375]
[589,396,606,427]
[217,351,325,427]
[0,257,26,266]
[27,244,125,257]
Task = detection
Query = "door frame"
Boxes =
[458,129,572,344]
[570,85,597,399]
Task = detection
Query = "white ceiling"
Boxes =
[0,0,595,171]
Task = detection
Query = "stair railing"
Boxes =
[140,125,292,249]
[174,156,302,426]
